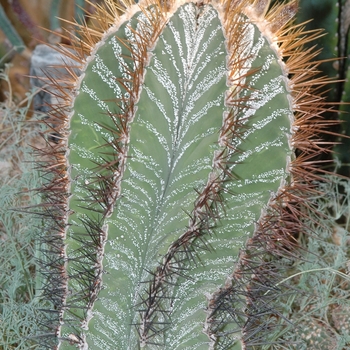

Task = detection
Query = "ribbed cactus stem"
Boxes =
[34,0,337,349]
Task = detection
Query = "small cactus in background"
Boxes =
[33,0,340,348]
[294,0,350,176]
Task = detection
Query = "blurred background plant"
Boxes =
[0,0,349,349]
[0,66,43,349]
[0,0,104,103]
[258,175,350,349]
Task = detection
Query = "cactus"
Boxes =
[34,0,338,348]
[293,0,350,176]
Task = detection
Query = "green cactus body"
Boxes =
[296,0,339,84]
[36,0,334,348]
[333,0,350,174]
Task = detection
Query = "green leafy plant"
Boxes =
[253,174,350,350]
[0,67,43,349]
[0,3,26,55]
[31,0,344,348]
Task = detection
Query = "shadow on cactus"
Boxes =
[33,0,340,348]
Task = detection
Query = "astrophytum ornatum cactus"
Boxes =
[35,0,336,348]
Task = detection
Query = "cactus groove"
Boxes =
[35,0,338,349]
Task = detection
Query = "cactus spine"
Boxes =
[36,0,337,348]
